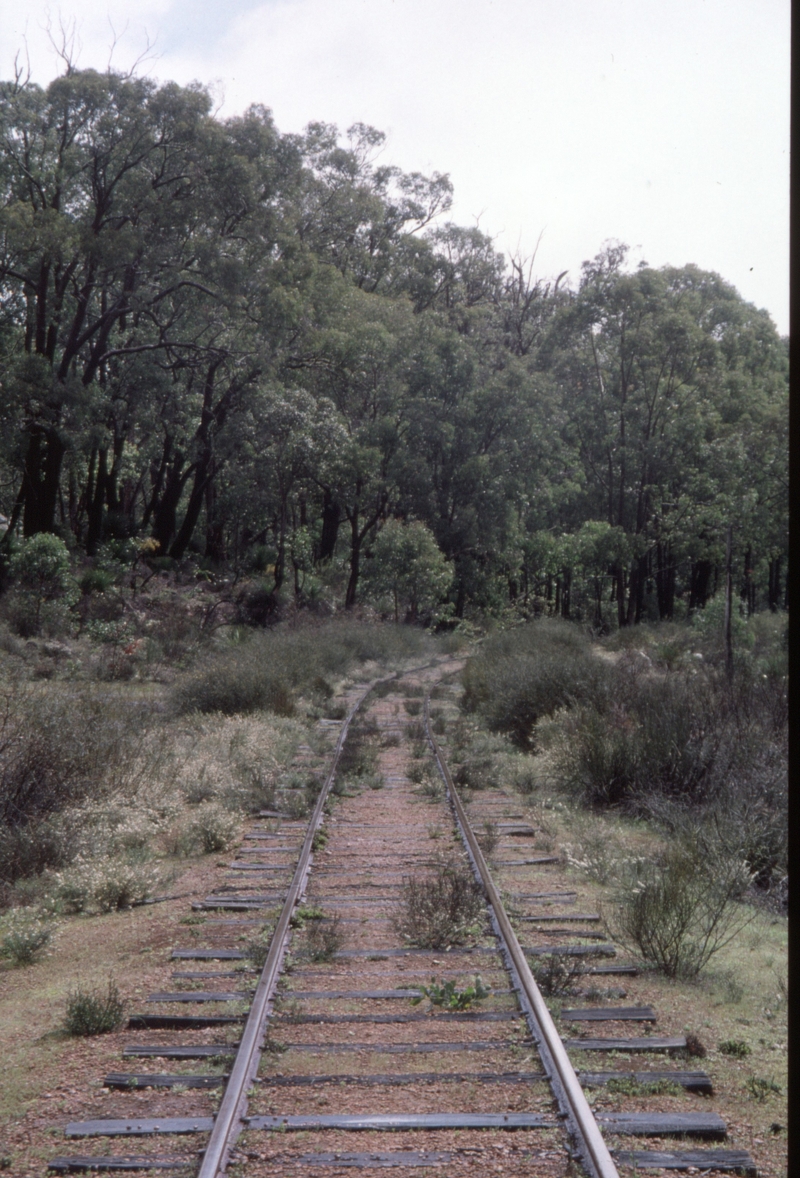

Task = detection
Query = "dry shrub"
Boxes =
[530,952,584,997]
[0,683,156,885]
[305,914,344,961]
[172,620,428,718]
[394,858,484,949]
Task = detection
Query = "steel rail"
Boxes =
[197,673,393,1178]
[424,695,620,1178]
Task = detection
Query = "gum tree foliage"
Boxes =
[363,517,451,622]
[0,64,788,621]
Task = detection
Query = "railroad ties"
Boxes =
[49,663,757,1178]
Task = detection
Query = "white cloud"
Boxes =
[0,0,789,331]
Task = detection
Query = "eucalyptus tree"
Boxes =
[0,67,218,540]
[548,246,788,623]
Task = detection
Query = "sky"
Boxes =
[0,0,790,334]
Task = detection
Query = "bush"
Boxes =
[462,619,607,748]
[172,620,429,718]
[0,684,154,885]
[49,858,162,914]
[7,534,78,637]
[0,911,56,965]
[554,657,787,864]
[64,980,125,1035]
[190,804,240,854]
[394,858,484,949]
[610,842,753,979]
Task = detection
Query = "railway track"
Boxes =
[49,659,757,1177]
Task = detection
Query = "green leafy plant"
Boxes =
[719,1038,751,1058]
[64,980,125,1035]
[291,905,325,928]
[606,1076,682,1097]
[411,975,491,1010]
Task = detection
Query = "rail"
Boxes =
[197,674,392,1178]
[424,693,620,1178]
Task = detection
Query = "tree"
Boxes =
[363,518,451,622]
[548,245,788,623]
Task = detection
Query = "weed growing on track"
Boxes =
[529,952,584,997]
[719,1039,751,1058]
[394,859,484,949]
[411,976,491,1010]
[304,914,344,961]
[745,1076,781,1101]
[64,980,125,1035]
[606,1076,682,1097]
[476,821,499,859]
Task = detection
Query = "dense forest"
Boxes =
[0,66,788,626]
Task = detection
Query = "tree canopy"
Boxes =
[0,67,788,625]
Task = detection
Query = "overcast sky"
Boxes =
[1,0,790,334]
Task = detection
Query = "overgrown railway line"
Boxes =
[49,660,757,1177]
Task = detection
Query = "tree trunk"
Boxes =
[152,452,188,553]
[86,447,108,555]
[768,556,782,612]
[170,456,212,560]
[319,489,340,561]
[204,478,225,564]
[689,560,713,612]
[655,541,675,620]
[614,564,626,627]
[345,508,360,608]
[21,427,65,537]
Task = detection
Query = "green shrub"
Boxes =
[611,843,752,979]
[7,534,78,637]
[64,980,125,1035]
[462,619,607,748]
[191,804,240,853]
[49,859,162,913]
[394,859,484,949]
[719,1039,751,1058]
[80,568,115,595]
[553,656,787,861]
[411,976,491,1010]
